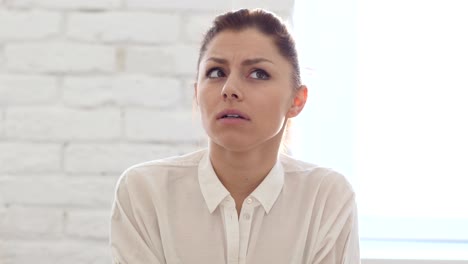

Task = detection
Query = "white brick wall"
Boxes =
[65,209,111,239]
[126,0,231,11]
[67,12,180,43]
[5,42,116,73]
[63,75,181,108]
[126,44,199,75]
[0,10,61,40]
[0,109,4,136]
[0,1,295,263]
[0,142,61,172]
[184,13,217,43]
[0,45,5,72]
[64,143,197,174]
[0,206,63,238]
[6,107,121,140]
[125,109,204,142]
[6,0,122,10]
[0,75,58,104]
[0,176,116,206]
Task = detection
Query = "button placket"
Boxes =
[238,199,255,263]
[222,196,239,264]
[243,213,251,220]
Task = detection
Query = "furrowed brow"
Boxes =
[241,58,274,66]
[205,57,228,64]
[205,57,274,66]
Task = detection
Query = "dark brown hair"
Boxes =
[197,8,301,88]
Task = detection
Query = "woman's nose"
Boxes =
[221,77,243,101]
[223,91,239,100]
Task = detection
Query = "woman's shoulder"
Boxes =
[279,154,357,226]
[280,153,355,194]
[117,148,207,184]
[134,148,206,168]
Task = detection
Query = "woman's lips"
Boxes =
[216,109,251,121]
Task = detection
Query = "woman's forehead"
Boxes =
[202,29,283,64]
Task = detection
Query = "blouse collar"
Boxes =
[198,150,284,214]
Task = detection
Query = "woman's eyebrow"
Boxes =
[242,58,274,66]
[205,57,274,65]
[206,57,228,64]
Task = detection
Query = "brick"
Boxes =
[184,14,214,43]
[0,46,5,71]
[63,75,181,108]
[65,209,110,239]
[0,206,63,238]
[126,45,198,76]
[0,239,110,264]
[8,0,121,10]
[5,42,116,73]
[0,176,117,207]
[127,0,231,11]
[5,107,121,140]
[0,109,4,137]
[0,10,61,41]
[0,75,58,105]
[125,109,205,142]
[64,143,198,174]
[0,206,5,221]
[0,143,61,173]
[67,12,179,43]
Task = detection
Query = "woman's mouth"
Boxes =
[216,109,251,122]
[221,114,245,119]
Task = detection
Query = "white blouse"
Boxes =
[110,149,360,264]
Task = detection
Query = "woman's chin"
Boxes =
[208,135,282,154]
[209,137,256,153]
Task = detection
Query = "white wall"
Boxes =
[0,1,294,263]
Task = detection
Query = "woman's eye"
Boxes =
[249,69,270,80]
[206,68,226,78]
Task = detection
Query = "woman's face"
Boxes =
[195,28,303,152]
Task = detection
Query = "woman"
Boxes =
[110,8,360,264]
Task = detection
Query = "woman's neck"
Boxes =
[208,141,280,199]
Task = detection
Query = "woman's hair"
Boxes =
[197,8,301,89]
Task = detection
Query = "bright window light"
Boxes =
[292,0,468,260]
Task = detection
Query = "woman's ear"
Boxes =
[287,85,308,118]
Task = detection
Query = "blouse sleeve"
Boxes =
[312,173,361,264]
[342,201,361,264]
[110,170,166,264]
